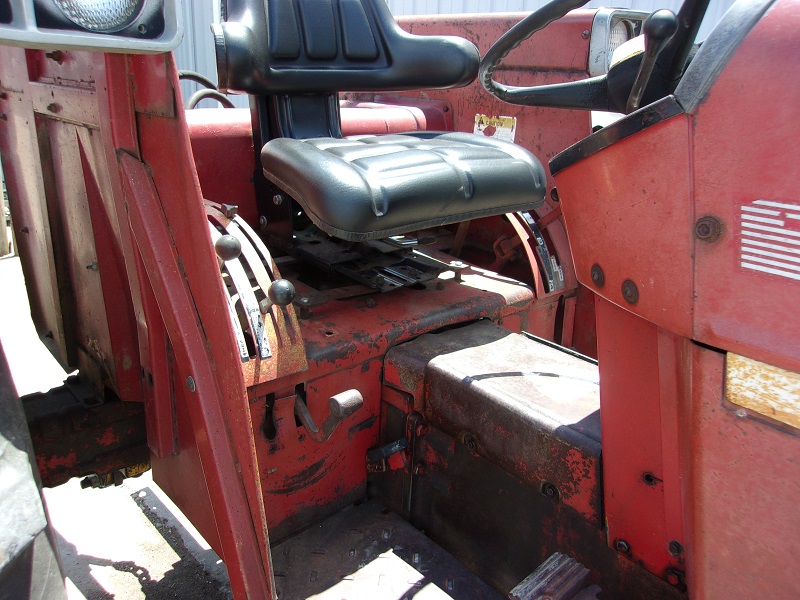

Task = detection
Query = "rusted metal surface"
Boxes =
[384,320,602,525]
[375,416,685,600]
[21,378,148,488]
[508,553,591,600]
[270,499,502,599]
[725,353,800,430]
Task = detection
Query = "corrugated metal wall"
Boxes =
[173,0,737,109]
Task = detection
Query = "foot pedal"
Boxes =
[508,553,600,600]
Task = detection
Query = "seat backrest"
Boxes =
[214,0,480,95]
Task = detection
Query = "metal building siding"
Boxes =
[173,0,738,108]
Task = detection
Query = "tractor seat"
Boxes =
[261,132,546,241]
[215,0,546,241]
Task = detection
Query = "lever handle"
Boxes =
[626,10,678,113]
[294,389,364,443]
[259,278,296,314]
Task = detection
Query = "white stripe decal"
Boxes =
[742,214,785,226]
[786,213,800,221]
[741,206,781,216]
[742,230,800,247]
[754,200,800,211]
[741,254,800,272]
[742,238,800,255]
[741,246,800,264]
[742,262,800,281]
[742,222,800,238]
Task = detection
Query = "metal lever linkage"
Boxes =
[294,389,364,442]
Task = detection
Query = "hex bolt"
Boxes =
[621,279,639,305]
[297,297,312,320]
[259,215,269,231]
[186,376,196,393]
[614,539,631,554]
[590,263,605,287]
[541,482,560,501]
[273,194,285,206]
[668,540,684,557]
[582,29,590,39]
[666,568,685,587]
[695,215,722,243]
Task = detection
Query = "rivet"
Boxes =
[259,215,268,231]
[273,194,284,206]
[582,29,591,39]
[186,376,196,393]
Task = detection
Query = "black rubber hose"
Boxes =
[187,89,235,109]
[178,70,218,90]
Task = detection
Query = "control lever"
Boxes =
[626,9,679,114]
[294,389,364,443]
[259,279,296,314]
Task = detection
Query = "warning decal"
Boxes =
[473,114,517,142]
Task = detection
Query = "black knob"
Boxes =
[267,279,296,307]
[214,234,241,261]
[644,9,679,45]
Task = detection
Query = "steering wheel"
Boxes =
[479,0,708,112]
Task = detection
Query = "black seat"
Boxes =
[214,0,546,241]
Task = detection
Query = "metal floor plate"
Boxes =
[271,499,503,599]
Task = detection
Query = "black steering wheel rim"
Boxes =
[479,0,708,111]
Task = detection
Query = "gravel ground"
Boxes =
[1,255,232,599]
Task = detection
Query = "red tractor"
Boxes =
[1,0,797,598]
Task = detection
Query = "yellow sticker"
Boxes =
[473,114,517,142]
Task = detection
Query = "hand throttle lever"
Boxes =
[626,9,679,113]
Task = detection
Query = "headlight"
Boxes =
[588,9,648,77]
[54,0,142,32]
[0,0,181,53]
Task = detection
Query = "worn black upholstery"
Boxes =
[262,133,546,241]
[215,0,480,94]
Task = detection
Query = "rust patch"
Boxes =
[726,353,800,430]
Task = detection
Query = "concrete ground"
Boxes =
[0,255,232,599]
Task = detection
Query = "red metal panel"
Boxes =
[683,345,800,599]
[555,115,694,338]
[691,0,800,373]
[595,298,682,580]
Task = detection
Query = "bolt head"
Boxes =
[186,376,196,393]
[273,194,284,206]
[615,539,631,554]
[590,264,605,287]
[621,279,639,305]
[259,215,269,231]
[668,540,684,557]
[695,215,722,243]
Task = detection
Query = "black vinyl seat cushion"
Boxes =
[261,132,547,241]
